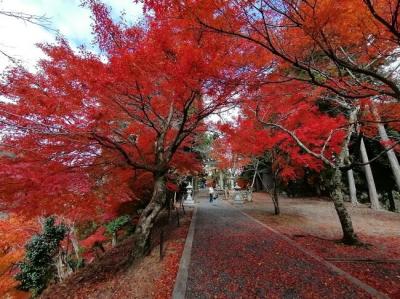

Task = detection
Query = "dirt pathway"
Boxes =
[180,192,386,299]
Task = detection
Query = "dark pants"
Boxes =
[209,194,213,202]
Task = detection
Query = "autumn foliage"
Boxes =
[0,0,400,297]
[0,215,37,298]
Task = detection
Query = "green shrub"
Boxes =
[105,215,131,235]
[16,216,67,296]
[105,215,131,246]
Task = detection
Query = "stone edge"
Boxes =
[172,206,198,299]
[228,202,389,299]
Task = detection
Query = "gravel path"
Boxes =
[184,192,379,299]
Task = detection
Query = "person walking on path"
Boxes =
[208,186,214,203]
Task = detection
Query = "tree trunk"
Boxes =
[132,175,166,259]
[56,250,73,281]
[371,105,400,190]
[272,184,281,215]
[257,170,280,215]
[316,184,321,196]
[388,190,396,212]
[219,171,224,189]
[347,169,358,205]
[111,232,117,247]
[342,109,358,206]
[272,175,280,215]
[70,225,82,263]
[330,168,360,245]
[248,160,259,202]
[332,107,360,245]
[360,138,380,210]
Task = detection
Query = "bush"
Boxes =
[105,215,131,235]
[105,215,131,246]
[15,216,67,296]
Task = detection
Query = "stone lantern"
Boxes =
[184,182,195,206]
[234,182,244,203]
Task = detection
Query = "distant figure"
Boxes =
[209,186,214,202]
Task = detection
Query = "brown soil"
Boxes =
[40,208,193,299]
[242,192,400,239]
[237,192,400,297]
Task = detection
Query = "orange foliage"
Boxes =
[0,215,37,298]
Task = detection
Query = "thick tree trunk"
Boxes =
[347,169,358,205]
[372,105,400,190]
[377,125,400,189]
[132,175,166,259]
[70,225,82,263]
[331,107,360,245]
[330,168,360,244]
[360,138,380,210]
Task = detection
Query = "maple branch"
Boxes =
[110,89,161,135]
[315,31,400,99]
[357,119,400,124]
[91,133,156,172]
[0,10,53,29]
[0,10,56,64]
[320,128,342,157]
[0,48,20,65]
[341,140,400,170]
[112,129,148,163]
[363,0,400,42]
[167,90,199,157]
[197,17,380,100]
[255,107,335,168]
[197,2,400,101]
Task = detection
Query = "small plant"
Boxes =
[15,216,67,297]
[105,215,131,247]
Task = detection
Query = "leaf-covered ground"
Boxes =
[241,192,400,297]
[185,195,375,298]
[40,209,192,299]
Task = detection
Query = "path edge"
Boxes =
[227,201,389,299]
[172,206,198,299]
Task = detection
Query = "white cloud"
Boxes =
[0,0,55,71]
[0,0,143,71]
[104,0,143,22]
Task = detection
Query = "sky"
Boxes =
[0,0,143,71]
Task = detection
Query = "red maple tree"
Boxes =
[0,0,242,256]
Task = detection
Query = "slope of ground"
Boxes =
[238,192,400,297]
[40,208,193,299]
